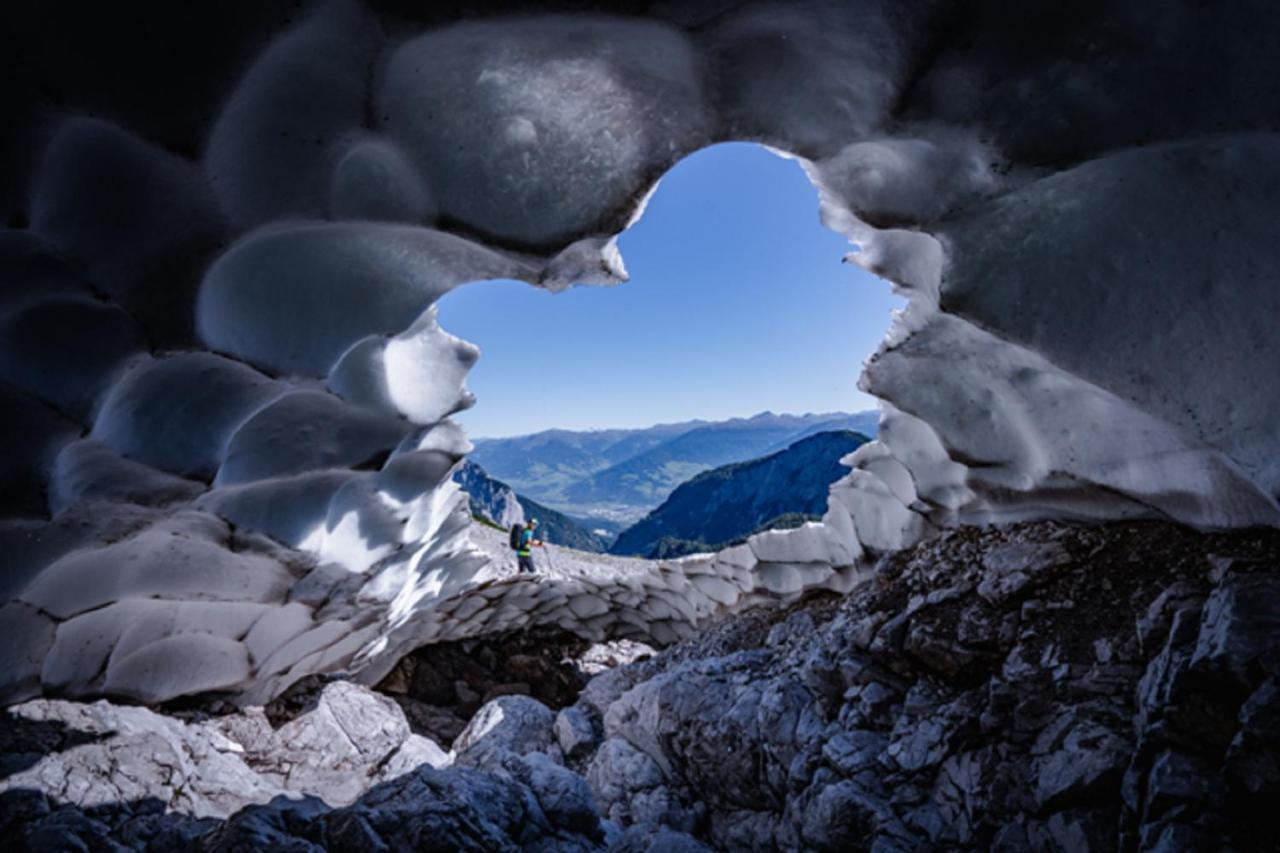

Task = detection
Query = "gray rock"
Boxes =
[198,795,329,853]
[320,810,388,853]
[503,751,603,840]
[379,733,450,780]
[822,730,888,777]
[989,821,1033,852]
[800,780,906,852]
[600,653,822,814]
[264,680,422,805]
[0,679,447,823]
[709,807,787,851]
[578,665,648,721]
[0,698,284,818]
[904,620,982,676]
[767,611,816,648]
[1227,679,1280,802]
[929,747,1004,845]
[453,694,559,771]
[977,541,1071,605]
[606,823,713,852]
[1033,718,1130,810]
[0,789,51,835]
[586,735,703,832]
[1135,604,1203,733]
[1190,574,1280,686]
[1143,750,1219,820]
[24,806,132,853]
[1239,679,1280,742]
[955,600,1001,649]
[869,610,911,655]
[887,717,950,772]
[1043,810,1114,853]
[1135,580,1204,654]
[627,785,702,833]
[1144,822,1217,853]
[322,763,601,852]
[588,738,666,821]
[557,705,600,761]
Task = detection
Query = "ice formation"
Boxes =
[2,0,1278,707]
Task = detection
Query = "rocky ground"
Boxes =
[2,520,1278,851]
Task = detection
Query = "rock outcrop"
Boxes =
[563,521,1280,850]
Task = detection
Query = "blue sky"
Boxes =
[437,143,902,438]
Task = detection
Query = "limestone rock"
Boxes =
[1190,573,1280,687]
[976,541,1072,605]
[607,824,713,853]
[452,695,559,771]
[0,680,447,821]
[1033,718,1131,811]
[501,751,603,841]
[557,705,600,762]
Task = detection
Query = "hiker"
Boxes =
[510,518,544,574]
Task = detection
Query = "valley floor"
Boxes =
[2,520,1278,851]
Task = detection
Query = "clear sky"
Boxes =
[436,143,903,439]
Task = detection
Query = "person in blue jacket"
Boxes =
[516,518,544,574]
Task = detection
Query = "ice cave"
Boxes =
[1,1,1278,850]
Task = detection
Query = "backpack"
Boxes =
[509,523,523,550]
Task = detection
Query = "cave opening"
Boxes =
[436,142,903,557]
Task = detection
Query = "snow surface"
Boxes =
[379,15,711,249]
[203,0,383,228]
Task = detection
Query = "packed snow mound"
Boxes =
[937,136,1280,496]
[197,222,527,377]
[379,15,712,249]
[203,0,384,229]
[330,138,437,224]
[3,0,1280,706]
[0,295,143,420]
[90,353,281,480]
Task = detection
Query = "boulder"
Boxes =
[452,695,559,771]
[1033,718,1130,811]
[557,705,600,762]
[800,780,906,852]
[1190,574,1280,688]
[0,680,447,821]
[501,751,603,840]
[607,824,713,853]
[977,541,1072,605]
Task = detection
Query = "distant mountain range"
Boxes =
[463,420,700,503]
[469,411,878,525]
[609,430,871,559]
[453,461,611,553]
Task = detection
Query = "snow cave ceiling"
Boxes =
[1,0,1278,707]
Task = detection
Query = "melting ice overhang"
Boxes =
[1,0,1279,707]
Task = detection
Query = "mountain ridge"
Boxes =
[609,429,871,558]
[468,410,878,524]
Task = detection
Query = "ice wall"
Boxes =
[2,0,1278,706]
